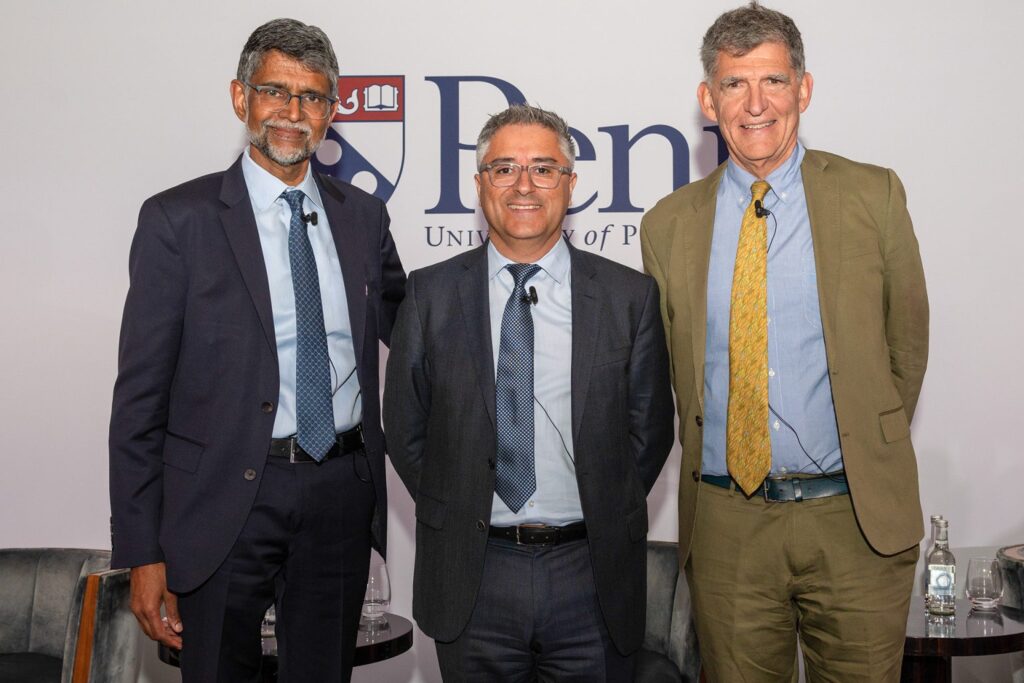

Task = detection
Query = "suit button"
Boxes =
[695,415,703,427]
[487,458,495,470]
[243,469,257,481]
[261,402,274,413]
[692,470,700,482]
[476,520,487,532]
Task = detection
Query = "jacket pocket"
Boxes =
[626,504,648,542]
[162,432,205,473]
[415,492,447,530]
[879,406,910,443]
[593,346,630,367]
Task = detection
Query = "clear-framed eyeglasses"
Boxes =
[479,162,573,189]
[241,81,338,120]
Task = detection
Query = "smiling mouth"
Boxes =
[742,121,775,130]
[508,203,541,211]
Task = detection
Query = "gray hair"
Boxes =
[476,104,577,171]
[237,18,339,98]
[701,2,805,82]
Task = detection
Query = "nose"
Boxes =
[746,84,767,116]
[514,166,535,194]
[280,95,304,121]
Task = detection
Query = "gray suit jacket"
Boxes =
[383,240,674,653]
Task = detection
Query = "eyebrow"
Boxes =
[487,156,561,164]
[255,80,329,97]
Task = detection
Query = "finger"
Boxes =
[156,622,184,650]
[132,610,157,640]
[164,591,184,633]
[131,599,162,641]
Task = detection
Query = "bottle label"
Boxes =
[928,564,956,597]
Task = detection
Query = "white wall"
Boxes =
[2,2,1022,682]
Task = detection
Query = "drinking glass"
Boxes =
[261,605,277,654]
[361,553,391,626]
[966,557,1003,611]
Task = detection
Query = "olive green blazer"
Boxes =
[641,148,929,558]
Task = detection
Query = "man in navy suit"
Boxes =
[109,18,405,682]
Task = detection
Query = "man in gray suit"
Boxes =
[384,104,674,681]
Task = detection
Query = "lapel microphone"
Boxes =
[301,211,319,226]
[522,286,539,306]
[754,200,771,219]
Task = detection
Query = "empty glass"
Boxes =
[966,557,1003,611]
[361,552,391,627]
[261,605,277,654]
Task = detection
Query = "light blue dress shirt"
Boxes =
[241,149,361,438]
[702,143,842,477]
[487,238,582,526]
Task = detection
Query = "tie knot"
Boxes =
[506,263,541,289]
[282,189,305,215]
[750,181,771,203]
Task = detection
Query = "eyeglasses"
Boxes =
[242,81,338,120]
[479,162,572,189]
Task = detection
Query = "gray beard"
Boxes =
[247,121,320,166]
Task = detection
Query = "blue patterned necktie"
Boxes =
[495,263,541,512]
[283,189,335,461]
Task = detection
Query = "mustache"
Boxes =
[261,120,313,136]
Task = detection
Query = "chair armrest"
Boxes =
[69,568,138,683]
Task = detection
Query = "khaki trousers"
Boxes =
[687,481,918,683]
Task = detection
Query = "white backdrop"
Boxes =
[2,2,1022,682]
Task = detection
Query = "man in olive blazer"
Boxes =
[643,148,928,563]
[640,5,927,682]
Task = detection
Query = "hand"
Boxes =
[129,562,183,649]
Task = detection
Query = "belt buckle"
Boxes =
[515,525,523,545]
[762,476,803,502]
[288,438,302,464]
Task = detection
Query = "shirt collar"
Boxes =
[240,147,325,214]
[487,236,571,285]
[723,141,805,206]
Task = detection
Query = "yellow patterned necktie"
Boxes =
[727,180,772,496]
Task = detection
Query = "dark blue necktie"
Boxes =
[283,190,335,461]
[495,263,541,512]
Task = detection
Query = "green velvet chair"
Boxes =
[0,548,138,683]
[636,540,702,682]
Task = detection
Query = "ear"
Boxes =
[698,82,718,123]
[230,80,248,123]
[568,172,578,194]
[798,71,814,113]
[474,173,482,199]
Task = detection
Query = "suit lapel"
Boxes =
[458,246,497,429]
[569,245,599,444]
[685,164,725,408]
[317,176,368,369]
[219,158,276,355]
[801,151,840,347]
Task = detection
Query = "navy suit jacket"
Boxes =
[109,156,405,592]
[383,241,674,653]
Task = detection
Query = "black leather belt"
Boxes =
[488,521,587,546]
[700,472,848,502]
[268,425,363,463]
